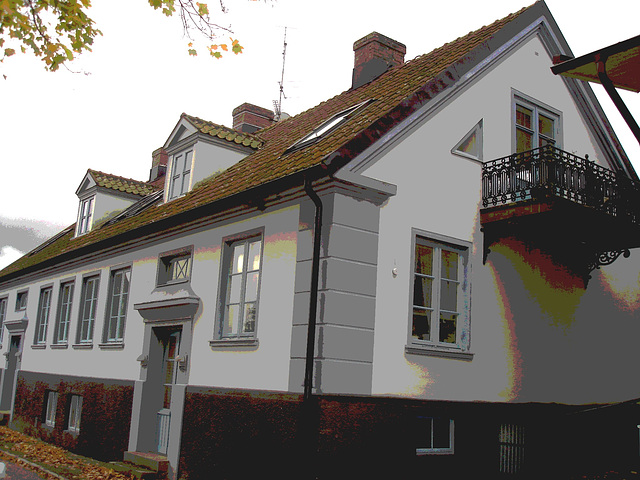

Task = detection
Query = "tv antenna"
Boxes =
[273,27,288,121]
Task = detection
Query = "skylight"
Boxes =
[286,100,374,153]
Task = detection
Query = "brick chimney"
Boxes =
[232,103,275,133]
[352,32,406,89]
[149,147,168,184]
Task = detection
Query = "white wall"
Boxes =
[364,33,640,404]
[190,141,248,188]
[92,190,139,226]
[0,203,299,393]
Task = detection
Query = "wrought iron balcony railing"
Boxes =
[482,146,640,224]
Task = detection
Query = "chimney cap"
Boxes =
[353,32,407,54]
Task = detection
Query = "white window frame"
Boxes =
[157,247,193,286]
[416,417,455,455]
[67,394,83,434]
[44,390,58,427]
[15,290,28,311]
[34,287,53,345]
[511,90,562,154]
[77,275,99,344]
[76,196,95,236]
[54,282,74,344]
[103,267,131,343]
[286,100,373,152]
[407,230,472,359]
[0,297,7,343]
[451,119,483,161]
[215,232,264,341]
[168,150,193,200]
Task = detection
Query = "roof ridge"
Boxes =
[181,113,265,146]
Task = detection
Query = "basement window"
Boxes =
[285,100,374,153]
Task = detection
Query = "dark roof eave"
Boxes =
[0,165,329,286]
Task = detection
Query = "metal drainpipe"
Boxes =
[303,175,323,403]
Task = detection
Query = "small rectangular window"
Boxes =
[0,297,7,342]
[67,395,83,433]
[416,417,454,455]
[54,282,74,344]
[77,276,99,344]
[157,249,193,286]
[103,268,131,343]
[15,291,28,311]
[44,390,58,427]
[216,234,263,340]
[34,287,53,345]
[77,197,94,235]
[169,150,193,200]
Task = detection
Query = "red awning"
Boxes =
[551,35,640,92]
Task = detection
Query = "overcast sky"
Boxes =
[1,0,639,269]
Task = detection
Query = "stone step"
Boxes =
[109,461,158,480]
[123,452,169,475]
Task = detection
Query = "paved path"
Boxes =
[1,460,52,480]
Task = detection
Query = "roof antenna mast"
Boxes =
[273,27,288,121]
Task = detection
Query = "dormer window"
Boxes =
[169,150,193,200]
[77,197,94,235]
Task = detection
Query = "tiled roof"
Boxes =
[0,3,536,281]
[89,170,159,196]
[182,114,264,149]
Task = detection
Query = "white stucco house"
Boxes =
[1,2,639,478]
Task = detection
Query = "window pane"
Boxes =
[457,129,478,156]
[232,244,245,274]
[413,276,433,308]
[439,312,457,344]
[224,304,239,336]
[539,113,554,139]
[516,105,532,128]
[440,280,458,312]
[415,244,433,275]
[433,418,451,448]
[243,303,256,333]
[539,136,555,148]
[245,272,259,302]
[248,240,261,271]
[228,274,242,304]
[441,250,458,280]
[412,308,431,341]
[516,128,532,153]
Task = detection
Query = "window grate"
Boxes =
[498,424,525,474]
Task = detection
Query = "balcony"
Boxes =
[481,146,640,279]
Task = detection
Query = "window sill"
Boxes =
[157,278,190,288]
[31,344,46,350]
[99,342,125,350]
[50,343,69,350]
[209,338,259,349]
[72,343,94,350]
[405,344,474,361]
[416,448,455,456]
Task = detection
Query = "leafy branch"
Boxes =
[0,0,255,73]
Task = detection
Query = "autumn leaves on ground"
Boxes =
[0,426,130,480]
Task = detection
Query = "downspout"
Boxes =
[303,175,323,403]
[595,53,640,147]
